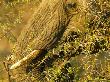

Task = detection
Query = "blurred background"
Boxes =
[0,0,40,81]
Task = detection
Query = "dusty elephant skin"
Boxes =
[9,0,72,81]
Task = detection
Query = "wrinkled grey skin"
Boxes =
[9,0,79,81]
[10,0,76,72]
[11,0,76,61]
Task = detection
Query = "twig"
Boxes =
[3,61,11,82]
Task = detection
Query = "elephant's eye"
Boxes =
[65,2,78,15]
[66,3,76,9]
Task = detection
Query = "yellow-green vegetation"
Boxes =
[0,0,110,82]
